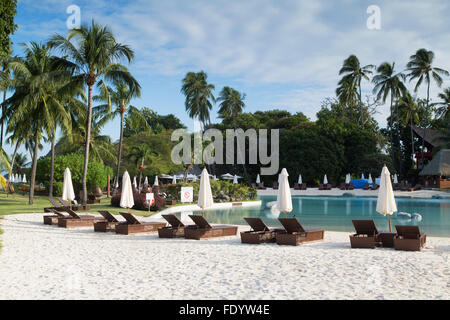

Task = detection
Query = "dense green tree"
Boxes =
[123,107,185,137]
[432,88,450,120]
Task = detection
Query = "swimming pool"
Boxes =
[186,196,450,237]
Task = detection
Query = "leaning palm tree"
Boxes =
[181,71,215,131]
[93,79,141,189]
[406,48,449,168]
[48,20,139,205]
[3,42,71,204]
[398,92,419,162]
[338,55,375,124]
[372,62,406,172]
[0,53,13,147]
[432,88,450,120]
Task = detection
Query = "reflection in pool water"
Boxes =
[179,196,450,237]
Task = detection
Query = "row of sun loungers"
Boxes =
[44,197,90,212]
[42,207,425,250]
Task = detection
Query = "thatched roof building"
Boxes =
[419,149,450,176]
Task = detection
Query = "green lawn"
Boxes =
[0,191,159,217]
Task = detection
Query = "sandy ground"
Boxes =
[0,213,449,300]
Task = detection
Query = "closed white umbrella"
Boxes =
[9,174,14,183]
[345,174,350,184]
[376,165,397,232]
[276,168,292,217]
[221,173,234,180]
[256,174,261,184]
[233,175,238,184]
[393,174,398,184]
[132,176,137,188]
[144,176,148,186]
[16,174,20,183]
[154,175,159,186]
[323,174,328,185]
[22,174,26,183]
[120,171,134,211]
[361,173,365,180]
[368,174,373,184]
[62,167,75,210]
[172,175,177,184]
[298,174,302,184]
[198,168,214,217]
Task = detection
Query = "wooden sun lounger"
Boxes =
[393,225,426,251]
[257,182,266,190]
[363,183,370,190]
[276,218,324,246]
[240,217,284,244]
[57,209,106,228]
[57,197,91,211]
[370,183,380,190]
[94,211,121,232]
[184,215,238,240]
[43,208,70,225]
[349,220,381,249]
[115,212,166,235]
[272,182,279,190]
[158,214,186,238]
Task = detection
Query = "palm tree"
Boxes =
[432,88,450,120]
[181,71,215,131]
[0,53,12,147]
[3,42,71,204]
[48,20,139,205]
[406,48,449,168]
[336,75,359,121]
[372,62,406,172]
[128,144,156,190]
[398,92,419,162]
[338,55,374,124]
[94,80,141,189]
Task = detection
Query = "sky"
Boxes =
[3,0,450,160]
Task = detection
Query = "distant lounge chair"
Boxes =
[362,183,370,190]
[94,211,120,232]
[318,184,325,190]
[401,184,412,191]
[275,217,325,246]
[257,182,266,190]
[300,183,307,190]
[158,214,186,238]
[326,183,332,190]
[57,197,90,211]
[347,183,354,190]
[370,183,379,190]
[294,182,301,190]
[393,225,426,251]
[240,217,284,244]
[184,215,238,240]
[349,220,381,249]
[339,183,346,190]
[115,212,166,235]
[251,183,257,189]
[57,209,106,228]
[272,182,279,190]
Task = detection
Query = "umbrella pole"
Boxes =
[202,208,204,217]
[69,203,72,211]
[388,215,392,232]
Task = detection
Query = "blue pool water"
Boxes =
[188,196,450,237]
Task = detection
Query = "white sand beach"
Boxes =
[0,213,449,300]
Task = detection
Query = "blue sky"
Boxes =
[4,0,450,159]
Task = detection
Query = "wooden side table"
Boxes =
[379,232,396,248]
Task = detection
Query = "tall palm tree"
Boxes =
[432,88,450,120]
[398,92,419,162]
[127,144,156,190]
[372,62,406,172]
[0,53,13,148]
[94,80,141,189]
[406,48,449,168]
[338,55,374,124]
[181,71,215,131]
[3,42,71,204]
[336,75,359,121]
[48,20,139,205]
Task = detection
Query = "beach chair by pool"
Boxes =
[300,183,307,190]
[115,212,166,235]
[393,225,426,251]
[94,211,121,232]
[251,183,257,189]
[158,214,186,238]
[370,183,379,190]
[57,209,106,228]
[275,218,325,246]
[184,215,238,240]
[43,208,70,225]
[257,182,266,190]
[294,182,302,190]
[339,183,346,190]
[240,217,284,244]
[349,220,381,249]
[318,184,325,190]
[273,182,279,190]
[363,183,370,190]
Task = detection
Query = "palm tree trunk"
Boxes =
[0,90,6,147]
[81,84,93,205]
[359,82,363,125]
[410,117,415,165]
[138,158,144,190]
[389,94,395,173]
[421,82,430,169]
[396,97,402,176]
[114,111,125,190]
[48,127,56,196]
[29,133,39,205]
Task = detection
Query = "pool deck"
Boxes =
[257,187,450,199]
